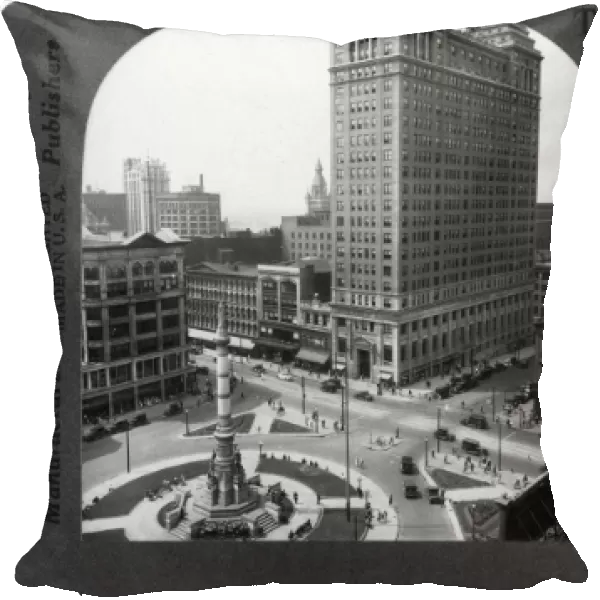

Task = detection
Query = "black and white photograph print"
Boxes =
[78,20,576,544]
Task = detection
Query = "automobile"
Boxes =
[427,486,444,505]
[82,424,108,443]
[460,413,489,430]
[354,390,374,402]
[277,371,294,382]
[461,438,489,457]
[435,384,451,399]
[320,379,342,393]
[106,418,130,434]
[130,413,149,428]
[404,483,421,499]
[401,455,416,475]
[493,361,507,372]
[434,427,456,442]
[450,381,465,394]
[252,364,266,374]
[197,366,209,376]
[479,366,494,379]
[503,400,519,414]
[512,391,529,404]
[164,401,183,417]
[450,375,462,386]
[462,378,478,391]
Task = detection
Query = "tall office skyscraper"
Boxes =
[123,157,171,235]
[329,26,542,384]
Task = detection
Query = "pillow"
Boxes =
[3,1,595,593]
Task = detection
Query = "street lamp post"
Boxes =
[344,349,351,523]
[470,503,477,540]
[259,441,263,458]
[425,438,429,467]
[491,387,496,422]
[185,409,189,436]
[498,419,502,472]
[340,388,345,430]
[301,376,306,415]
[436,407,441,452]
[125,424,131,474]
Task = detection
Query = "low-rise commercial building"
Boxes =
[255,259,331,367]
[157,175,221,238]
[81,228,194,421]
[186,261,258,355]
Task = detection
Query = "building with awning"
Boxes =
[188,328,254,351]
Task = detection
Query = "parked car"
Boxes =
[404,483,421,499]
[450,382,465,394]
[252,364,266,375]
[320,379,341,393]
[435,384,451,399]
[277,371,294,382]
[512,391,529,404]
[130,413,149,428]
[197,366,209,376]
[461,438,489,457]
[354,391,374,402]
[460,413,489,430]
[479,365,494,380]
[401,455,416,475]
[434,427,456,442]
[462,378,478,391]
[427,486,444,505]
[164,402,183,417]
[106,418,130,434]
[83,424,108,443]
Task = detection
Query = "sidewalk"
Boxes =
[409,346,537,392]
[423,451,532,501]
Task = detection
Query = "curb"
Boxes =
[417,458,465,542]
[179,431,332,441]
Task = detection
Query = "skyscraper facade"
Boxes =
[329,26,541,384]
[123,157,171,236]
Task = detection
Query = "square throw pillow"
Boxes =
[3,1,596,593]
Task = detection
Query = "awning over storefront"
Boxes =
[229,336,255,350]
[295,348,330,365]
[254,338,299,352]
[188,329,215,342]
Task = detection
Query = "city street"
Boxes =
[83,352,545,542]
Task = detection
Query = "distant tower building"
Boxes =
[123,157,170,235]
[280,160,333,265]
[305,159,331,218]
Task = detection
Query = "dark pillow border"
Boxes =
[3,1,596,593]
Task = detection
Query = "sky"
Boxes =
[82,28,578,231]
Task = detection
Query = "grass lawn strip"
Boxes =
[256,457,357,498]
[307,508,367,541]
[85,460,209,520]
[269,419,312,434]
[429,468,492,490]
[188,413,255,437]
[452,500,501,540]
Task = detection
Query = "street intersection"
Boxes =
[82,353,545,541]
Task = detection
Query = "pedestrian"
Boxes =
[470,463,475,473]
[241,392,245,399]
[389,494,393,506]
[293,492,299,504]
